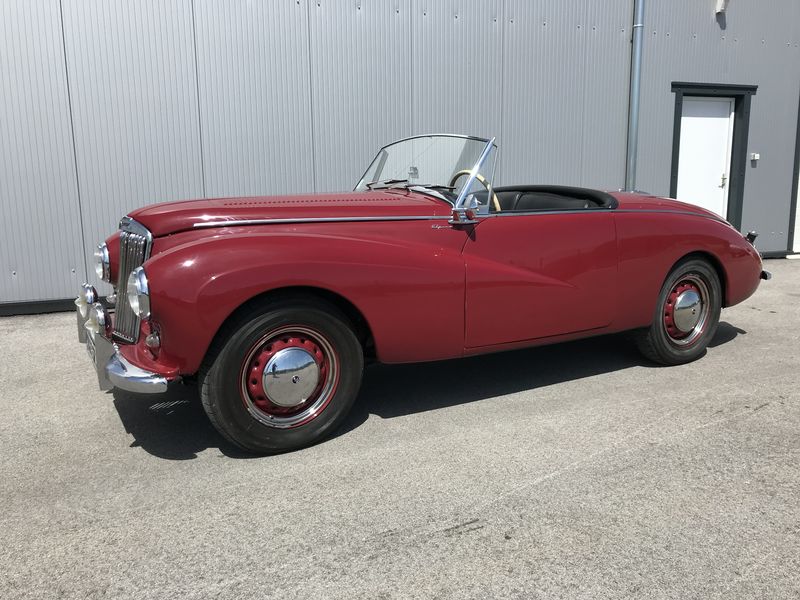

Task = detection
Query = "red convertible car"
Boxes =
[76,134,769,453]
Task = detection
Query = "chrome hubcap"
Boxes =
[672,289,702,333]
[240,325,339,429]
[663,275,710,347]
[263,347,320,407]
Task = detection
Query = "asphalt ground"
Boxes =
[1,258,798,599]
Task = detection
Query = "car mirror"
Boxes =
[449,207,478,226]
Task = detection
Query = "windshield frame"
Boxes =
[354,134,498,207]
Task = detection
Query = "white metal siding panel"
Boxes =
[194,0,314,197]
[61,0,203,289]
[411,1,502,143]
[0,0,86,303]
[637,0,800,253]
[309,0,412,192]
[500,0,631,189]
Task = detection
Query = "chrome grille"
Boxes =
[113,217,152,343]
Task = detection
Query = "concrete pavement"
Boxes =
[1,258,798,599]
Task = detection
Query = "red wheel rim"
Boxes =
[662,274,709,347]
[239,325,339,429]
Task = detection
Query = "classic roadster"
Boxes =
[76,134,769,453]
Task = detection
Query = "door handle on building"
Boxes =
[719,174,727,188]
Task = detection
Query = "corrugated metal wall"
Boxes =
[0,0,86,302]
[636,0,800,253]
[61,0,205,269]
[1,0,798,305]
[194,0,314,197]
[500,0,631,188]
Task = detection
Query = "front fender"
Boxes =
[143,228,466,373]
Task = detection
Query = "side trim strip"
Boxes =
[484,208,729,224]
[191,207,730,229]
[192,215,450,228]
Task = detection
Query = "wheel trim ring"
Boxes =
[662,274,710,347]
[239,325,339,429]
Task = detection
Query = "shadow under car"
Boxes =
[110,321,745,459]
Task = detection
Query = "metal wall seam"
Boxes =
[499,0,631,190]
[305,0,318,193]
[308,1,412,192]
[58,0,89,287]
[192,0,314,198]
[0,0,86,303]
[410,1,502,149]
[61,0,204,293]
[189,0,207,199]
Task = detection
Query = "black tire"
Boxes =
[199,297,364,454]
[635,258,722,366]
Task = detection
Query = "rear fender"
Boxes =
[614,213,762,329]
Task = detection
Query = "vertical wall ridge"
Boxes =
[189,0,207,198]
[305,0,318,193]
[58,0,89,282]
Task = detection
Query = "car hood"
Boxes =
[129,190,451,237]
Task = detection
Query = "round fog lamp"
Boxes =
[85,303,111,338]
[77,284,98,318]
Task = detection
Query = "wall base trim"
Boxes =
[0,299,76,317]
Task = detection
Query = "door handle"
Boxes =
[718,174,727,188]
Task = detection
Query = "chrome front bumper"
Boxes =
[76,288,169,394]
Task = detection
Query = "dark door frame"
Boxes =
[670,82,757,231]
[788,88,800,254]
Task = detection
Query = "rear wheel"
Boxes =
[200,298,364,454]
[635,258,722,365]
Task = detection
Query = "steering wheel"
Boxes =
[449,170,501,213]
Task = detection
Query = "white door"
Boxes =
[676,97,735,218]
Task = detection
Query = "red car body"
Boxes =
[107,188,763,382]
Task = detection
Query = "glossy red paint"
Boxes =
[129,190,450,237]
[104,189,764,378]
[116,317,181,379]
[143,219,469,371]
[613,208,761,326]
[463,211,618,348]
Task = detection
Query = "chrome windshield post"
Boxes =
[453,137,496,210]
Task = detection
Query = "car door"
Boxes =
[462,210,618,348]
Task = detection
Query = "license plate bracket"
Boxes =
[85,331,96,364]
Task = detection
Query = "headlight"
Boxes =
[126,266,150,318]
[94,243,110,281]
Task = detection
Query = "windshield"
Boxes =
[355,134,497,208]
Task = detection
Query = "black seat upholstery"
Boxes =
[490,185,617,212]
[514,192,590,211]
[495,190,521,211]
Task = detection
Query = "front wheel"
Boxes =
[200,298,364,454]
[635,258,722,365]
